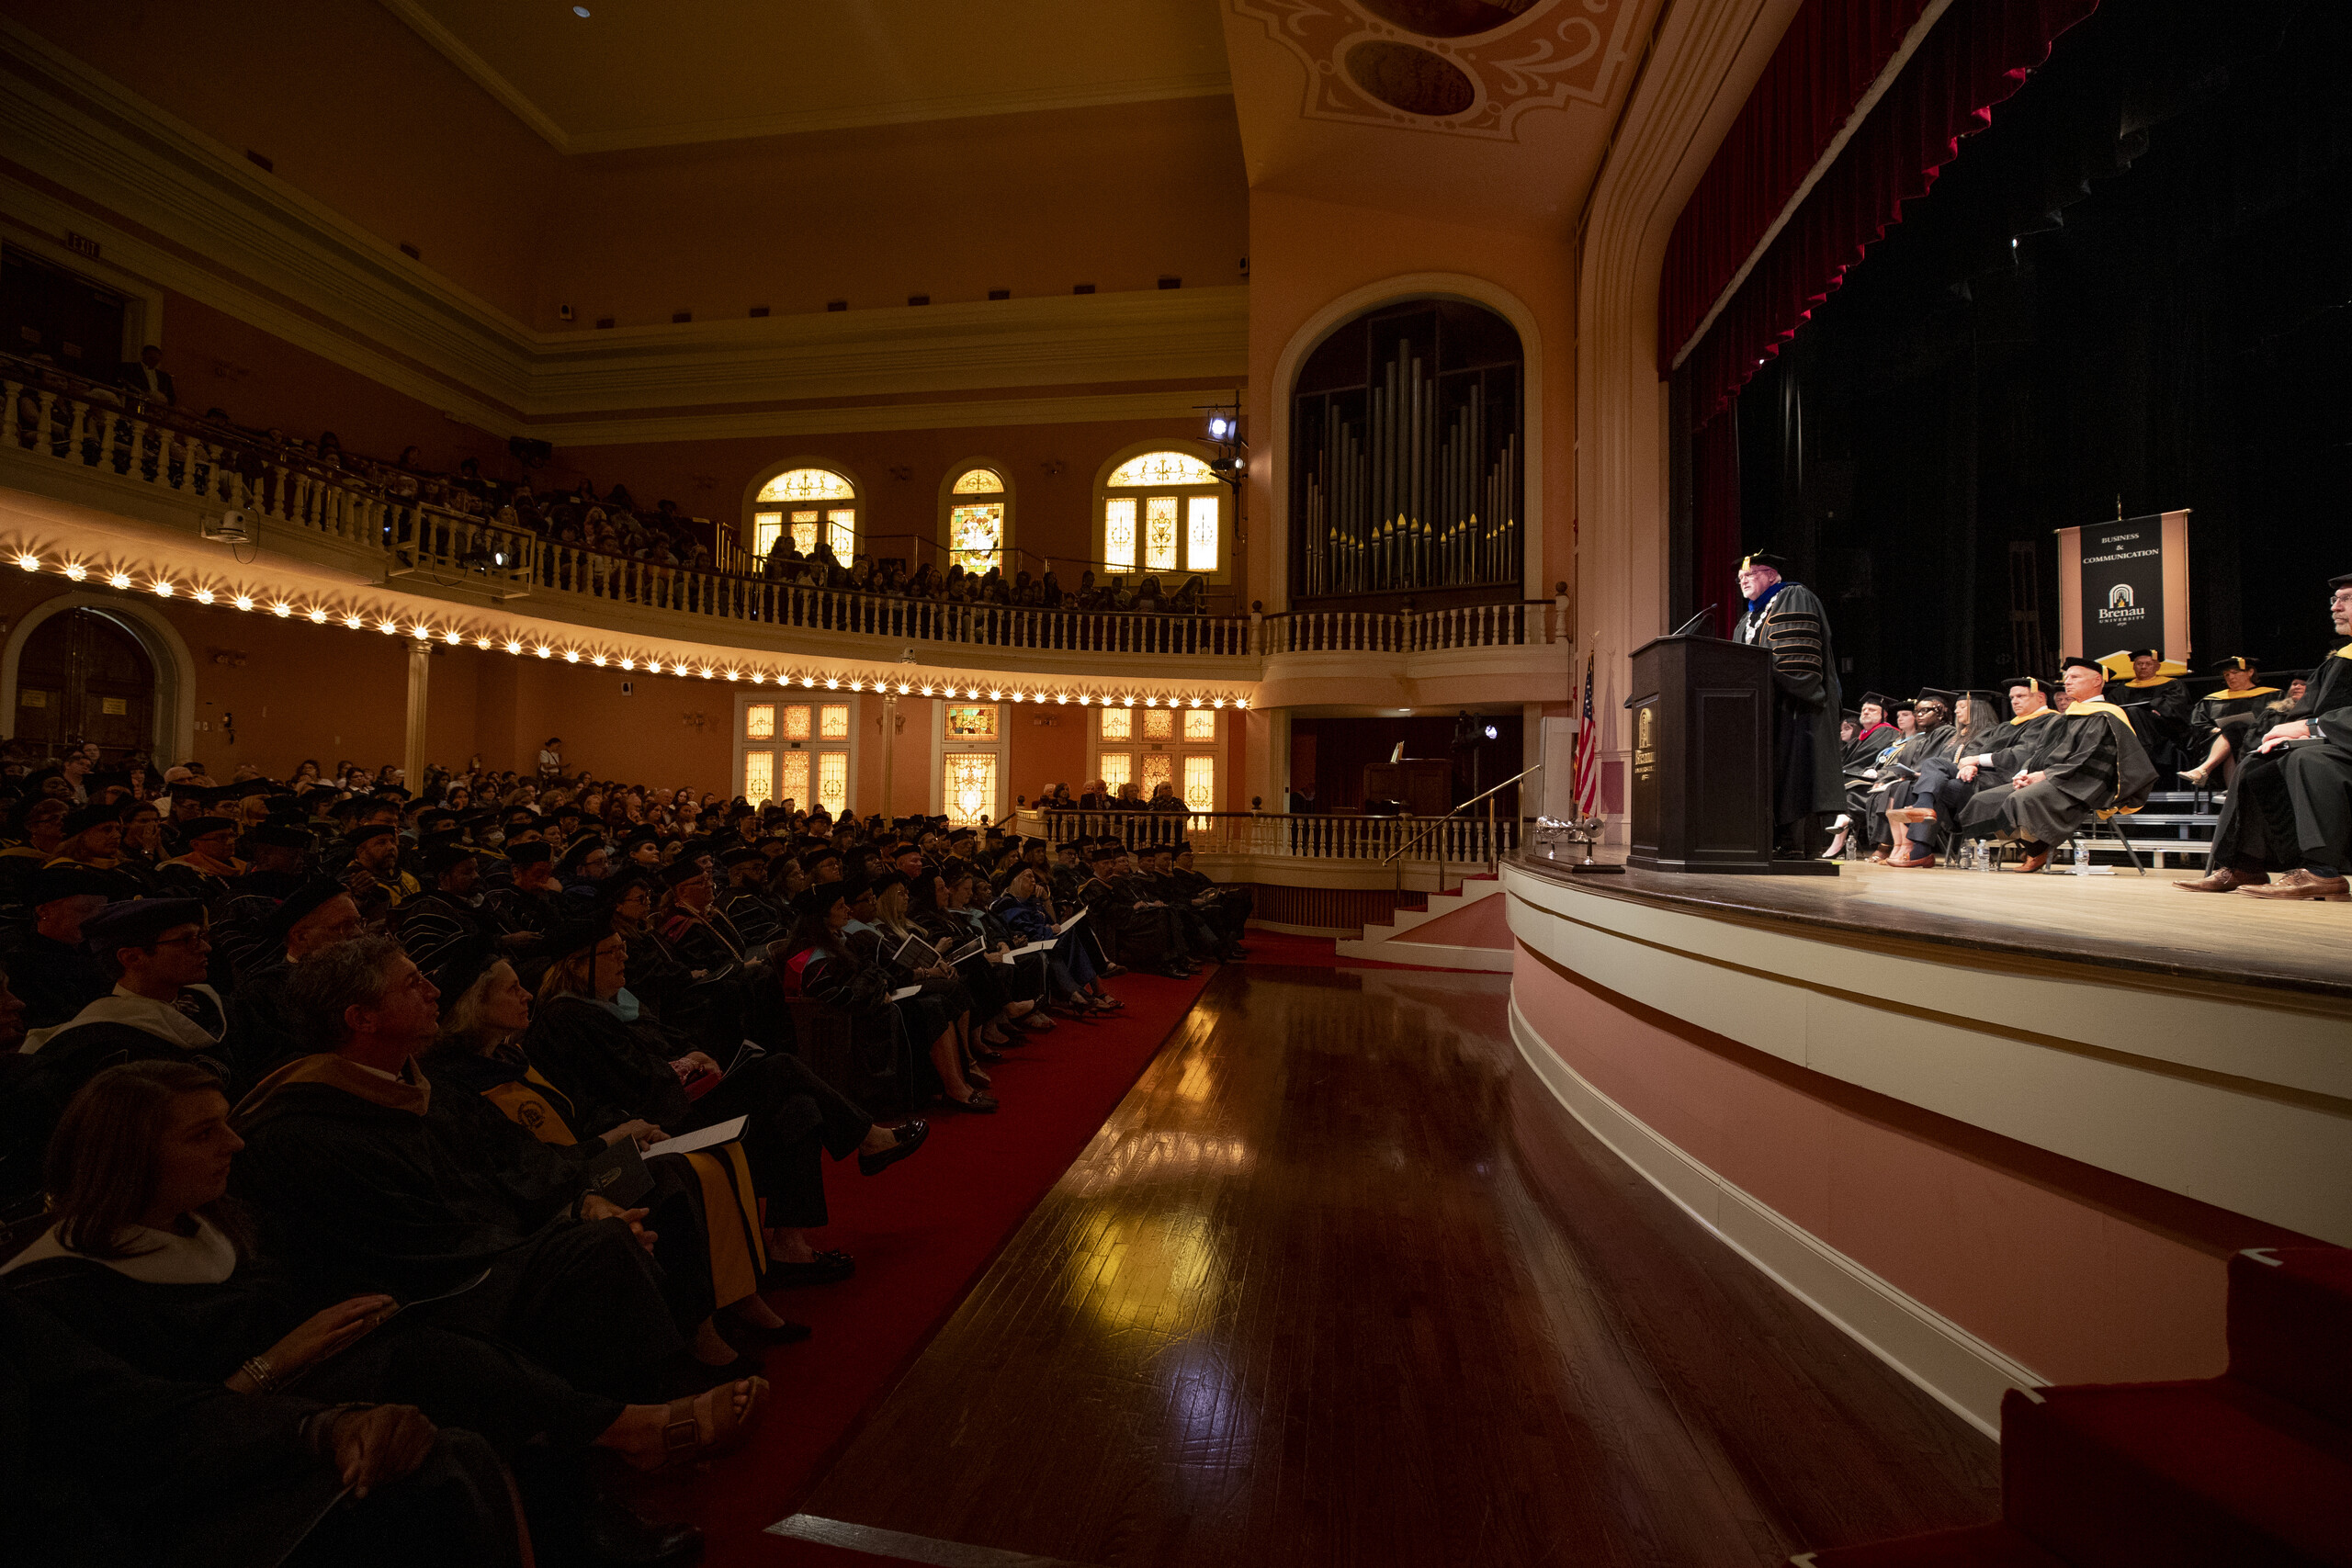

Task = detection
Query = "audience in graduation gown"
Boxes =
[2100,649,2197,773]
[2,1058,753,1563]
[1882,689,2010,868]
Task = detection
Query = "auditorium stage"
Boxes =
[1516,850,2352,1003]
[772,962,2001,1567]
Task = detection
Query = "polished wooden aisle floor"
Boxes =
[784,964,1999,1567]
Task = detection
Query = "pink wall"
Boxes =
[160,292,517,472]
[1510,949,2314,1388]
[3,0,560,321]
[538,98,1247,331]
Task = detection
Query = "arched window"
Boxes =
[750,467,857,563]
[944,466,1010,574]
[1097,447,1225,581]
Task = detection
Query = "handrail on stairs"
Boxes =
[1380,763,1542,898]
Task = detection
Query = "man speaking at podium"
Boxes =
[1733,552,1845,859]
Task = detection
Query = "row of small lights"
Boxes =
[12,550,1250,711]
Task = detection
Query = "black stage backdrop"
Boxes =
[1714,0,2348,696]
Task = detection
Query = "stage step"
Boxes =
[2001,1380,2352,1567]
[2232,1247,2352,1428]
[1792,1523,2064,1568]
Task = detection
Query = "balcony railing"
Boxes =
[3,355,1566,662]
[1020,807,1524,865]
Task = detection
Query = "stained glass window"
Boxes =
[752,511,784,558]
[757,468,854,503]
[945,705,1000,739]
[1104,498,1136,571]
[817,751,849,815]
[952,468,1004,494]
[950,502,1003,573]
[826,508,856,559]
[744,751,774,801]
[1142,708,1174,740]
[1100,706,1132,740]
[779,751,810,808]
[788,510,820,553]
[1183,708,1216,740]
[1108,451,1216,487]
[1098,751,1132,790]
[1182,755,1216,813]
[1145,496,1180,573]
[1140,752,1174,796]
[942,753,998,826]
[782,705,811,741]
[1187,496,1219,572]
[819,704,850,739]
[745,705,775,740]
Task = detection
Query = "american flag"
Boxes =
[1572,652,1599,818]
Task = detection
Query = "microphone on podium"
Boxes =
[1669,603,1721,637]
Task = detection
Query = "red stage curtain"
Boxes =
[1659,0,1929,378]
[1692,408,1743,637]
[1672,0,2101,432]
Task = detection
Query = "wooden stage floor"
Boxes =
[776,963,2001,1568]
[1520,852,2352,1003]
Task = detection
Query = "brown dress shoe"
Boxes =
[2015,851,2050,874]
[2173,867,2269,894]
[2236,869,2351,902]
[1884,844,1938,869]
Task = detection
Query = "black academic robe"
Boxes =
[1734,581,1846,823]
[2189,687,2280,754]
[521,996,695,1132]
[0,931,111,1029]
[224,959,302,1095]
[0,1007,232,1203]
[229,1067,689,1400]
[1,1247,619,1452]
[1958,703,2158,847]
[1080,874,1188,969]
[2102,675,2196,771]
[2204,649,2352,873]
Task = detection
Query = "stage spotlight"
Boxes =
[1206,412,1234,442]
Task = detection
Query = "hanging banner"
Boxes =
[2055,510,2190,664]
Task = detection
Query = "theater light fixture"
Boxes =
[108,571,130,589]
[195,590,214,604]
[15,553,38,570]
[153,581,174,596]
[65,563,87,581]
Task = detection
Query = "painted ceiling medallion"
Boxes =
[1232,0,1635,141]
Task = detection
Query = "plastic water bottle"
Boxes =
[1975,840,1991,872]
[2072,840,2090,876]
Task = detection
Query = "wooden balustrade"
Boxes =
[1017,807,1524,864]
[5,354,1563,665]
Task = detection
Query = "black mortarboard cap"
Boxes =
[1738,551,1792,573]
[84,897,207,952]
[2211,656,2257,673]
[30,863,131,904]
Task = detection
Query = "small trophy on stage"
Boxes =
[1535,814,1624,874]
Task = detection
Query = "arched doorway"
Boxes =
[15,607,156,761]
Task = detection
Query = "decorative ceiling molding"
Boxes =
[377,0,1234,154]
[0,18,1246,441]
[1230,0,1641,141]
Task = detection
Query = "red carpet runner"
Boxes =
[617,964,1218,1566]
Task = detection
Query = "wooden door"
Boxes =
[15,608,154,761]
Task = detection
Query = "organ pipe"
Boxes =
[1298,334,1520,597]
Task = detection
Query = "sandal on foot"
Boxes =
[638,1376,768,1472]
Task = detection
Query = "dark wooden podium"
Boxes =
[1624,635,1778,874]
